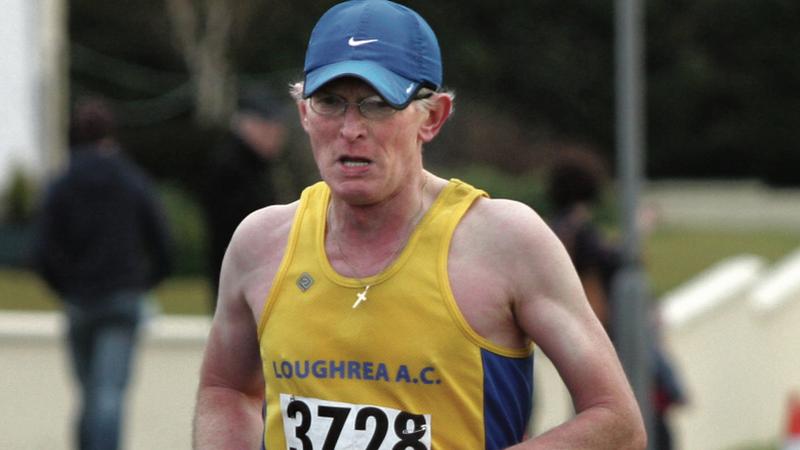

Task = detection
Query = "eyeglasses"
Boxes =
[308,92,433,120]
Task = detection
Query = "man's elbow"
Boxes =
[621,407,648,450]
[631,423,648,450]
[599,396,647,450]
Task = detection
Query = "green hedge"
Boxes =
[158,183,208,276]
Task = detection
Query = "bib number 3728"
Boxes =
[279,394,431,450]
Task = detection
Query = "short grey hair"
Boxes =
[288,81,455,115]
[289,82,305,102]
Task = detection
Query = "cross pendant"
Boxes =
[352,285,371,308]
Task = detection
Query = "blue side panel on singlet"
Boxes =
[482,348,534,450]
[261,402,267,450]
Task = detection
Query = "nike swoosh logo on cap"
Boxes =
[348,37,379,47]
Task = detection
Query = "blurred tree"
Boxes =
[165,0,259,127]
[646,0,800,184]
[67,0,800,186]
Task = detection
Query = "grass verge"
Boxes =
[1,226,798,313]
[0,268,211,315]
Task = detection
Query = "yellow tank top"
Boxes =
[257,179,534,450]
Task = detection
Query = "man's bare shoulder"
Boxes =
[459,196,558,254]
[454,196,572,295]
[227,201,300,268]
[237,201,299,237]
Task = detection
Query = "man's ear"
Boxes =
[418,94,452,143]
[298,100,311,133]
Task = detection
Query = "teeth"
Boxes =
[343,161,369,167]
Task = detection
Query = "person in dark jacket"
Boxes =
[200,90,287,312]
[32,96,172,450]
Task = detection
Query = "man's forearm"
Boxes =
[193,386,264,450]
[507,405,646,450]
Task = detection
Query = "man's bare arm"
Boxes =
[192,206,294,449]
[484,200,646,450]
[193,255,265,449]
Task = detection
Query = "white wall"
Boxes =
[661,250,800,450]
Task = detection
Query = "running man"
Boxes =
[193,1,646,449]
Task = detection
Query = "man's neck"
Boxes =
[326,173,429,276]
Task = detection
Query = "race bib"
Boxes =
[280,393,432,450]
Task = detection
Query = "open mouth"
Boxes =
[339,156,371,168]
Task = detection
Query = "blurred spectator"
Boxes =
[32,96,172,450]
[200,89,288,312]
[546,148,618,327]
[545,147,686,450]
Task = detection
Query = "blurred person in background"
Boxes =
[193,1,645,449]
[32,96,172,450]
[200,89,288,313]
[546,147,686,450]
[546,148,620,329]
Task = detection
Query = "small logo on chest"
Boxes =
[296,272,314,292]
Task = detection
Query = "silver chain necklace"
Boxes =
[329,178,428,308]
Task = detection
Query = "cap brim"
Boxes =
[303,60,420,109]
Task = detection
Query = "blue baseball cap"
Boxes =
[303,0,443,108]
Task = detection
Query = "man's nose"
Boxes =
[340,104,367,140]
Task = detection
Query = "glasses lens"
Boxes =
[310,94,345,116]
[309,93,414,119]
[359,96,397,120]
